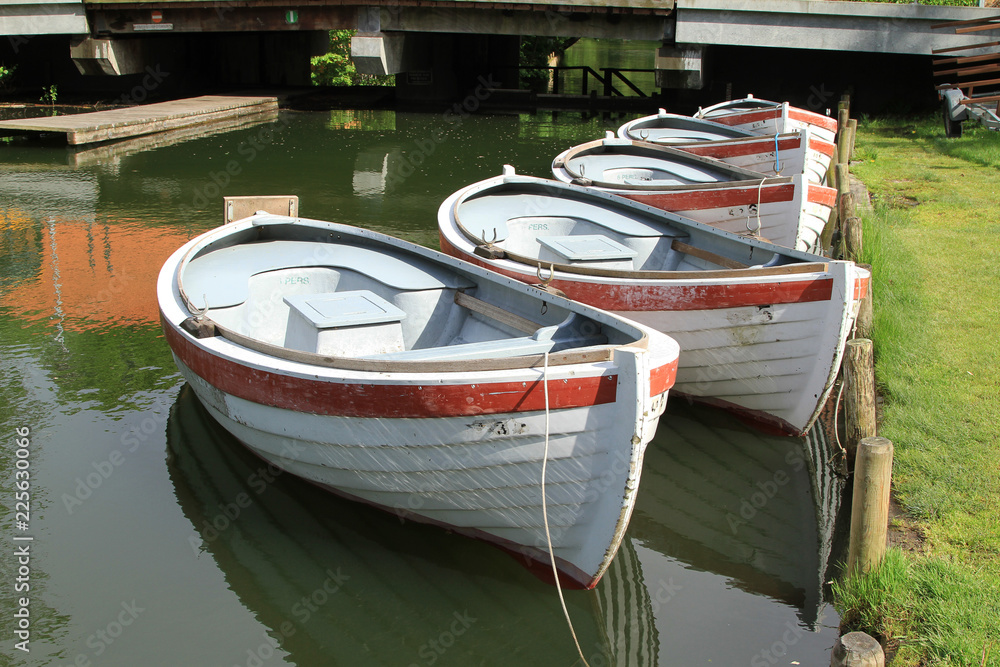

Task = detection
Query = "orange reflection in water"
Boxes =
[3,209,195,331]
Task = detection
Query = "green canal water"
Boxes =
[1,109,844,666]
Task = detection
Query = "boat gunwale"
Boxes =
[448,173,832,282]
[617,110,759,142]
[552,137,776,190]
[167,215,654,374]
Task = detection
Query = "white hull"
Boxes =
[158,214,679,588]
[438,174,868,435]
[696,100,839,145]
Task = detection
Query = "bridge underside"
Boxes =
[3,0,999,113]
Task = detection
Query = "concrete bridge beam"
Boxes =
[674,0,1000,55]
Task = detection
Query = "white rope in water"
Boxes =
[540,351,591,667]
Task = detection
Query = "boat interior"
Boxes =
[621,113,754,144]
[562,152,743,187]
[456,188,803,274]
[179,222,617,361]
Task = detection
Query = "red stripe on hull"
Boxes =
[162,315,619,418]
[678,136,801,160]
[808,184,837,207]
[437,235,834,311]
[789,107,839,134]
[618,182,795,211]
[555,277,834,311]
[709,108,781,127]
[854,275,870,301]
[809,136,836,157]
[650,359,677,396]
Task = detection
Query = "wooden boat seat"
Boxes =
[370,311,608,362]
[283,290,407,357]
[183,240,474,309]
[538,235,636,265]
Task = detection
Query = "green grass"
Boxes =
[833,115,1000,666]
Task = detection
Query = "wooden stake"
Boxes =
[845,339,876,458]
[843,216,863,262]
[831,631,885,667]
[847,436,893,574]
[839,191,856,222]
[847,118,858,162]
[827,142,840,187]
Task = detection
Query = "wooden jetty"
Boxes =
[0,95,278,146]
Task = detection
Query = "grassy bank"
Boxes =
[832,116,1000,665]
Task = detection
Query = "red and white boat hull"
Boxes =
[158,218,679,589]
[672,129,835,185]
[699,101,839,145]
[587,174,835,253]
[438,179,869,436]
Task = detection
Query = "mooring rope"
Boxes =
[773,133,782,175]
[540,351,591,667]
[746,177,767,236]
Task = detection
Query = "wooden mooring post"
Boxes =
[847,436,893,575]
[831,631,885,667]
[845,339,877,460]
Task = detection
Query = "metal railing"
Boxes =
[514,66,655,97]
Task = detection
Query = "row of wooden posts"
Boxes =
[828,97,893,667]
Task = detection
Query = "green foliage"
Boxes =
[0,64,15,90]
[832,549,911,639]
[832,114,1000,666]
[519,36,578,90]
[310,30,394,87]
[39,84,57,105]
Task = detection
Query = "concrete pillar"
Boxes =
[351,32,409,76]
[70,37,147,76]
[655,44,706,90]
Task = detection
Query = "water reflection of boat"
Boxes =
[166,384,658,666]
[630,402,842,628]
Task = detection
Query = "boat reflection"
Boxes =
[166,384,660,666]
[166,382,841,665]
[632,401,843,629]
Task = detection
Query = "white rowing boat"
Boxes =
[158,213,679,589]
[438,169,869,436]
[694,96,839,144]
[618,109,835,184]
[551,134,836,252]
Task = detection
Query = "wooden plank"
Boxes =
[956,21,1000,35]
[0,95,278,145]
[213,319,613,372]
[935,77,1000,90]
[933,62,1000,77]
[960,93,1000,104]
[670,239,749,270]
[931,40,1000,55]
[933,51,1000,67]
[930,14,1000,30]
[454,291,543,334]
[224,196,298,223]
